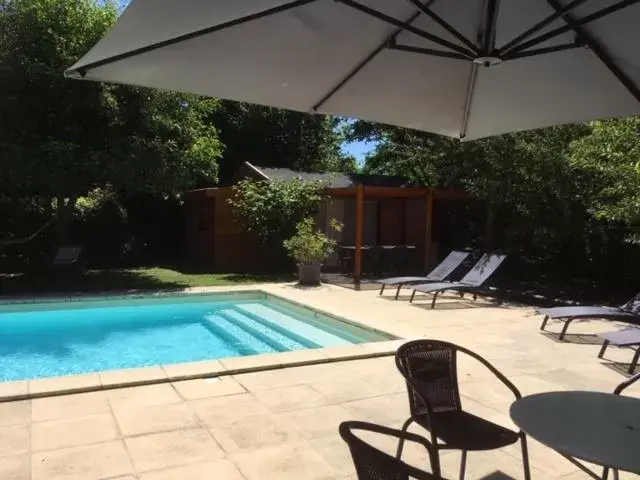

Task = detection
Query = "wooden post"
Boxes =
[424,188,434,270]
[354,184,364,285]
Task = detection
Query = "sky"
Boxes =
[341,139,376,163]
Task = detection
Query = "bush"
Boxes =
[283,218,341,265]
[227,178,328,263]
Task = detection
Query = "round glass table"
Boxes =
[510,391,640,477]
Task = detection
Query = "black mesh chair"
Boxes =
[602,372,640,480]
[339,421,443,480]
[395,340,531,480]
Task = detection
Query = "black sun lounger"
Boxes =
[538,294,640,340]
[409,253,507,308]
[377,250,471,299]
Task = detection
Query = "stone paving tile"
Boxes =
[31,440,133,480]
[0,400,30,426]
[253,384,328,413]
[100,366,167,388]
[29,373,100,396]
[31,390,109,421]
[310,377,389,403]
[0,381,28,399]
[307,434,356,477]
[273,405,354,440]
[190,393,270,426]
[107,384,182,411]
[125,427,223,472]
[139,459,245,480]
[31,413,119,451]
[208,412,303,452]
[0,425,30,457]
[341,393,410,427]
[113,402,199,437]
[172,376,245,401]
[230,440,340,480]
[162,359,225,380]
[0,454,29,480]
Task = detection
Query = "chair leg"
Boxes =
[395,418,413,459]
[379,284,385,295]
[613,468,619,480]
[598,340,610,359]
[459,450,467,480]
[559,318,576,341]
[540,315,549,331]
[430,291,440,309]
[395,284,402,300]
[629,347,640,374]
[521,434,531,480]
[410,290,417,303]
[602,466,609,480]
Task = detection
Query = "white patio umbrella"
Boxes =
[66,0,640,140]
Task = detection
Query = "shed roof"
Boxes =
[248,163,416,188]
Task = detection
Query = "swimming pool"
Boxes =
[0,292,392,381]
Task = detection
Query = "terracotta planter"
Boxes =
[297,263,322,285]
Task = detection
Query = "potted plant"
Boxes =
[283,217,342,285]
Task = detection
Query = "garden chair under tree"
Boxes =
[395,340,531,480]
[339,420,443,480]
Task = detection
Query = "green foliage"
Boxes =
[211,102,356,182]
[348,117,640,290]
[283,218,342,265]
[0,0,222,243]
[227,179,327,257]
[569,117,640,240]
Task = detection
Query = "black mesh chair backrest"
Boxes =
[458,253,507,286]
[339,421,439,480]
[396,340,462,417]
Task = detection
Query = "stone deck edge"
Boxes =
[0,340,405,403]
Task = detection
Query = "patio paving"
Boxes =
[1,283,639,479]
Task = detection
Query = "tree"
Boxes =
[0,0,223,244]
[227,178,327,266]
[211,102,356,183]
[569,117,640,242]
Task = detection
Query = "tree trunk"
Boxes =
[55,196,76,246]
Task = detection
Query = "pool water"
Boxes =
[0,293,391,381]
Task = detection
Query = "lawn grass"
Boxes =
[0,266,294,296]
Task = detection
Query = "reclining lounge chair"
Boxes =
[409,253,507,308]
[538,294,640,341]
[377,250,471,299]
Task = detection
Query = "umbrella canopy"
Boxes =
[66,0,640,140]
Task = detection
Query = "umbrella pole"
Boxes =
[354,184,364,288]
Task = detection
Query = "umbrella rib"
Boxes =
[507,0,640,57]
[499,0,590,55]
[389,43,473,60]
[481,0,500,55]
[545,0,640,104]
[405,0,479,53]
[502,40,585,61]
[311,11,422,112]
[337,0,476,58]
[67,0,317,76]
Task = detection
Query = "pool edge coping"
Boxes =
[0,340,407,402]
